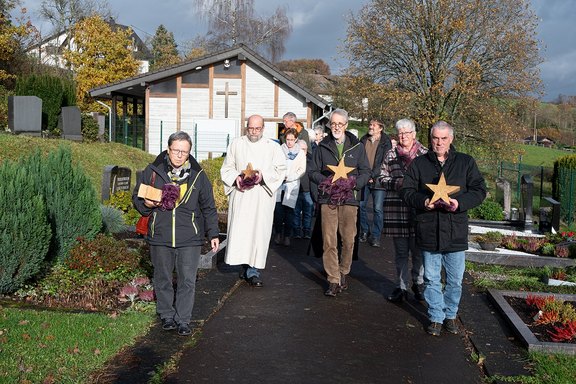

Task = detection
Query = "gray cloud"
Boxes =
[21,0,573,100]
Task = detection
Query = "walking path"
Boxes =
[164,237,526,384]
[98,236,531,383]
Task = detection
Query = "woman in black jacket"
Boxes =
[133,131,219,336]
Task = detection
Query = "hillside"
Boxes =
[0,133,156,199]
[517,144,572,168]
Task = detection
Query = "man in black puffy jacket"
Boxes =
[401,121,486,337]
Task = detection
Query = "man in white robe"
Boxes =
[221,115,287,287]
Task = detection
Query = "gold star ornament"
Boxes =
[426,173,460,204]
[327,158,355,183]
[241,163,257,178]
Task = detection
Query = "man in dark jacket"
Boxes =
[309,108,371,297]
[401,121,486,336]
[133,131,220,336]
[359,118,392,247]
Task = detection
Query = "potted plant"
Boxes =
[474,231,503,251]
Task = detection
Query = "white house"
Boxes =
[26,18,151,74]
[90,44,332,158]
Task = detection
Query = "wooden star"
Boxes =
[327,158,355,183]
[426,173,460,204]
[241,162,257,178]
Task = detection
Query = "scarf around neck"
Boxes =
[282,143,301,161]
[165,153,191,183]
[396,141,422,169]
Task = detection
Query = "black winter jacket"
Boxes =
[400,147,486,252]
[308,131,371,206]
[359,132,392,186]
[132,151,219,248]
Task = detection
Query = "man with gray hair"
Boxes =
[281,112,311,153]
[401,121,486,336]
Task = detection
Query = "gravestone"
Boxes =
[59,106,82,141]
[496,177,511,219]
[101,165,132,202]
[91,112,106,140]
[8,96,42,136]
[520,174,533,232]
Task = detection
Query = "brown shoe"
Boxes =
[324,283,341,297]
[340,273,349,291]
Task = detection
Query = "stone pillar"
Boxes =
[496,177,511,220]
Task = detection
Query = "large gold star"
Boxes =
[241,162,257,178]
[327,158,355,183]
[426,173,460,204]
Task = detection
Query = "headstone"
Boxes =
[8,96,42,136]
[496,177,511,220]
[91,112,106,140]
[59,106,82,141]
[520,174,533,232]
[101,165,132,202]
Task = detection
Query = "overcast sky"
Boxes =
[21,0,576,101]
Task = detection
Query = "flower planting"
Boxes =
[524,294,576,342]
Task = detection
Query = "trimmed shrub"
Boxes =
[29,146,102,261]
[201,156,227,212]
[0,159,51,294]
[552,154,576,224]
[15,74,76,134]
[468,199,505,221]
[81,113,100,142]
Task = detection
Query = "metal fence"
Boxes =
[557,167,576,225]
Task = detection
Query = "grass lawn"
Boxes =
[0,306,154,383]
[517,144,572,168]
[0,133,155,199]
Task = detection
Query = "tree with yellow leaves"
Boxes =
[63,15,139,111]
[344,0,542,160]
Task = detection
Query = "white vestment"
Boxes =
[221,136,287,269]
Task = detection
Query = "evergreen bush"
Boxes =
[0,159,51,294]
[468,199,505,221]
[30,146,102,261]
[81,114,100,142]
[15,74,76,134]
[101,205,127,234]
[201,157,227,212]
[552,154,576,224]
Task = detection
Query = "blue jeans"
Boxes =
[359,187,385,240]
[293,191,313,236]
[422,250,466,323]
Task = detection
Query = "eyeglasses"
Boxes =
[247,126,263,132]
[397,131,415,136]
[170,148,190,156]
[330,122,347,128]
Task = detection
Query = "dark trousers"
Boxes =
[150,245,201,324]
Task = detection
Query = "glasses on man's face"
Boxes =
[170,148,190,156]
[247,126,263,132]
[398,131,414,136]
[330,122,347,129]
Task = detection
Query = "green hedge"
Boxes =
[552,154,576,224]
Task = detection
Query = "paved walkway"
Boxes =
[164,237,490,384]
[98,234,531,384]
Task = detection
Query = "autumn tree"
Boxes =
[193,0,292,62]
[0,0,33,86]
[63,15,139,111]
[344,0,542,157]
[149,24,181,71]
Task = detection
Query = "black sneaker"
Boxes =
[387,288,406,303]
[247,276,263,287]
[161,318,177,331]
[324,283,341,297]
[178,323,192,336]
[340,273,349,291]
[359,232,368,242]
[412,283,425,301]
[443,318,459,334]
[427,322,442,336]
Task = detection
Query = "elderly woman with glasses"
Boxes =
[377,118,428,303]
[133,131,220,336]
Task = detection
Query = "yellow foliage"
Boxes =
[63,16,140,111]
